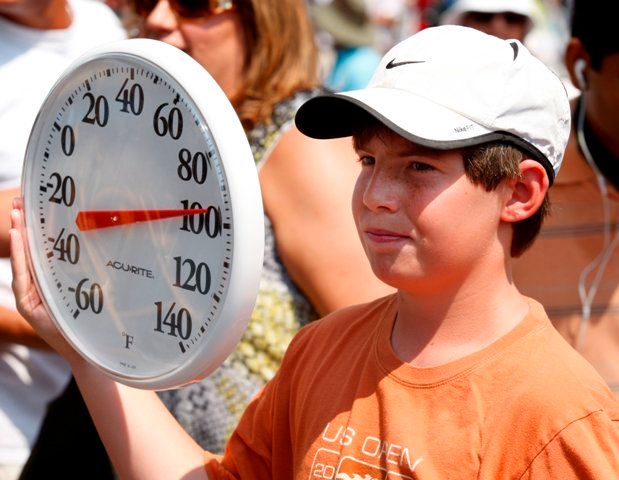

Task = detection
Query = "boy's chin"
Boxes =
[370,264,427,290]
[371,262,462,295]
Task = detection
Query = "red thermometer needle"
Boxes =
[75,209,211,231]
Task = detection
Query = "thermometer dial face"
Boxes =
[22,40,263,390]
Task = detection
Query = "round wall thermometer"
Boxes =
[21,39,264,390]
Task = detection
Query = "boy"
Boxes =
[9,26,619,479]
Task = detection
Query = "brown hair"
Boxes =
[351,118,550,258]
[461,143,550,257]
[232,0,319,130]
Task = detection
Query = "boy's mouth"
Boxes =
[364,228,410,243]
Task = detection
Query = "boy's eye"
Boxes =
[358,155,375,166]
[409,161,434,171]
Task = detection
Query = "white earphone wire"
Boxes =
[575,93,619,350]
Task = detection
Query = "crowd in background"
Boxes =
[307,0,573,94]
[103,0,574,94]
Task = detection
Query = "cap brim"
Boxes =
[297,88,500,147]
[295,90,555,183]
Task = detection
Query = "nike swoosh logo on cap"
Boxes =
[386,59,426,69]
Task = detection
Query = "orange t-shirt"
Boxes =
[205,295,619,479]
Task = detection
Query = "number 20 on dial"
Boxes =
[21,39,264,390]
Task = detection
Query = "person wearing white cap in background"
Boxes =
[8,25,619,479]
[439,0,536,41]
[439,0,574,98]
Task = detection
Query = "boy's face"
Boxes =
[352,129,509,293]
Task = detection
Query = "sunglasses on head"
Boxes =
[466,11,529,25]
[133,0,234,20]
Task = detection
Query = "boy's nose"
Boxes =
[361,169,399,213]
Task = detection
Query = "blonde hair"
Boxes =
[234,0,319,130]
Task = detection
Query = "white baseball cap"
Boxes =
[295,25,570,183]
[440,0,536,29]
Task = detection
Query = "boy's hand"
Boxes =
[10,202,79,361]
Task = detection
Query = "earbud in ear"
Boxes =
[575,58,587,89]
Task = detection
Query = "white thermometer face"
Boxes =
[22,41,263,389]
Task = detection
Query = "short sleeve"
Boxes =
[204,323,319,479]
[522,410,619,479]
[203,380,278,479]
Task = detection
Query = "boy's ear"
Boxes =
[501,159,549,223]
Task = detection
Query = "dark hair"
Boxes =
[570,0,619,69]
[351,118,550,258]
